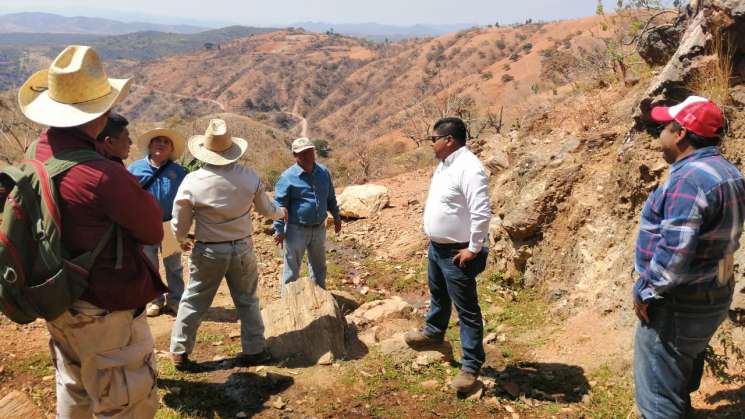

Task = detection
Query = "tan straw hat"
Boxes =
[138,128,186,161]
[188,119,247,166]
[18,45,131,128]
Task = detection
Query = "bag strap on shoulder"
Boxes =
[141,160,172,191]
[44,149,104,179]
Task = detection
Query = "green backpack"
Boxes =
[0,143,113,324]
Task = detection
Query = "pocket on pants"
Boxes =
[673,310,727,358]
[88,312,156,414]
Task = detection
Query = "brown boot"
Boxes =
[451,370,480,393]
[170,352,195,372]
[404,330,444,351]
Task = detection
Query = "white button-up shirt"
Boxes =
[423,146,491,253]
[171,163,284,243]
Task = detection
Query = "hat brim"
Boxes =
[138,128,186,161]
[292,145,315,153]
[650,106,674,123]
[188,135,248,166]
[18,69,131,128]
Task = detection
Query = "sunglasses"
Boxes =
[428,134,451,143]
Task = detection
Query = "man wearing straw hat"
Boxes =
[18,45,164,418]
[170,119,287,369]
[129,128,187,317]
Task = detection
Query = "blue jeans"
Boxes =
[170,239,265,355]
[280,223,327,297]
[143,244,184,309]
[424,242,487,373]
[634,290,732,419]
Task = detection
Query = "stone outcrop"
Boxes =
[337,184,390,219]
[346,296,413,327]
[262,278,347,366]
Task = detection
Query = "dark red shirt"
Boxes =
[34,128,167,310]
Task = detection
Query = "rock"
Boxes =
[730,85,745,106]
[236,412,248,418]
[420,379,439,390]
[638,18,686,66]
[0,391,45,418]
[483,332,498,345]
[346,296,413,327]
[272,397,287,410]
[623,76,640,87]
[485,151,510,173]
[262,278,347,365]
[330,290,362,315]
[415,350,450,366]
[379,333,454,361]
[317,352,334,365]
[485,396,501,408]
[502,381,521,398]
[337,184,390,219]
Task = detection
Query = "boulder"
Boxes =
[346,296,413,327]
[637,18,686,66]
[338,184,390,219]
[262,278,347,365]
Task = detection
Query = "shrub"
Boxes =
[496,39,507,50]
[522,43,533,53]
[482,71,493,80]
[510,52,520,62]
[501,74,514,83]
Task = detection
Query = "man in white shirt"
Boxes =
[169,119,287,370]
[405,117,491,393]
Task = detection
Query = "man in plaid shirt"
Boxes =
[633,96,745,418]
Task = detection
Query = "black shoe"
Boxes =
[235,350,272,367]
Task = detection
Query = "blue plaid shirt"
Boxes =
[634,147,745,302]
[273,163,340,234]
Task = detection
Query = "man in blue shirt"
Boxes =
[633,96,745,418]
[274,137,342,296]
[129,128,188,316]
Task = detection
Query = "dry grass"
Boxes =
[689,30,734,108]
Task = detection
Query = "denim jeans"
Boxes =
[170,239,265,356]
[143,244,184,309]
[280,223,327,297]
[634,290,732,419]
[424,242,487,373]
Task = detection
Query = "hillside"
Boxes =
[130,17,611,145]
[0,26,278,91]
[0,12,206,34]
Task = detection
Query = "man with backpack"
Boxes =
[12,45,165,418]
[129,129,187,317]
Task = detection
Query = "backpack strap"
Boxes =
[44,149,104,179]
[140,160,172,191]
[24,140,38,160]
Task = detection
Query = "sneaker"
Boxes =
[235,350,272,367]
[163,302,180,316]
[404,330,444,351]
[146,302,162,317]
[170,353,194,372]
[451,370,480,393]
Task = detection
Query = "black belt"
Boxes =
[197,237,247,245]
[296,222,324,228]
[667,283,734,304]
[431,241,470,250]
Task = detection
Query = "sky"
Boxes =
[0,0,626,28]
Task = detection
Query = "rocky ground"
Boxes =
[1,168,744,418]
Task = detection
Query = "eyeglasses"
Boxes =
[428,134,450,143]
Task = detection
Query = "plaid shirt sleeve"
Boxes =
[634,176,708,302]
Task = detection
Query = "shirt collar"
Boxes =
[294,162,316,175]
[443,146,468,166]
[670,146,719,174]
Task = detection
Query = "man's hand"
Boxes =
[334,219,342,234]
[280,207,288,223]
[453,249,477,268]
[274,233,285,249]
[180,240,193,252]
[634,299,650,324]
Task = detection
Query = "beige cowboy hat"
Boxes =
[188,119,247,166]
[18,45,131,128]
[138,128,186,161]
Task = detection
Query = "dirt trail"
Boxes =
[287,98,308,137]
[133,83,226,112]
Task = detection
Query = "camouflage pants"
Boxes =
[46,300,159,418]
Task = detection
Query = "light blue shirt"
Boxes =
[128,158,187,221]
[273,163,340,234]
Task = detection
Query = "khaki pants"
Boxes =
[46,300,159,419]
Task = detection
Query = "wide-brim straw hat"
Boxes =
[188,119,247,166]
[18,45,130,128]
[138,128,186,161]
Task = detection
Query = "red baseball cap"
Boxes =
[650,96,724,138]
